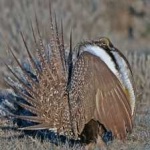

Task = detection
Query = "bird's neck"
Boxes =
[82,45,120,77]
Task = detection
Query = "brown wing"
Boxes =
[69,51,133,139]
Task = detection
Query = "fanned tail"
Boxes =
[67,30,73,84]
[3,5,72,137]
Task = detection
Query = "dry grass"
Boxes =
[0,0,150,149]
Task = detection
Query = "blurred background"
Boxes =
[0,0,150,53]
[0,0,149,87]
[0,0,149,94]
[0,1,150,149]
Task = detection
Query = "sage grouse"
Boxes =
[1,10,136,150]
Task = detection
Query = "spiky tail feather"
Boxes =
[2,6,74,138]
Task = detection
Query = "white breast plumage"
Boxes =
[83,45,119,77]
[82,45,136,115]
[112,51,136,115]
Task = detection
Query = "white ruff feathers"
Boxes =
[83,45,119,77]
[112,51,136,115]
[83,45,135,115]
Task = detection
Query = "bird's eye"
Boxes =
[99,37,110,47]
[102,42,106,45]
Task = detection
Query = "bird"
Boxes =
[2,8,136,150]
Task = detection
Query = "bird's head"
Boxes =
[94,37,114,51]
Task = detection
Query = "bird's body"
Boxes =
[1,10,136,150]
[78,41,136,115]
[69,42,135,140]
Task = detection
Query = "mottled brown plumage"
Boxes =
[4,6,136,150]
